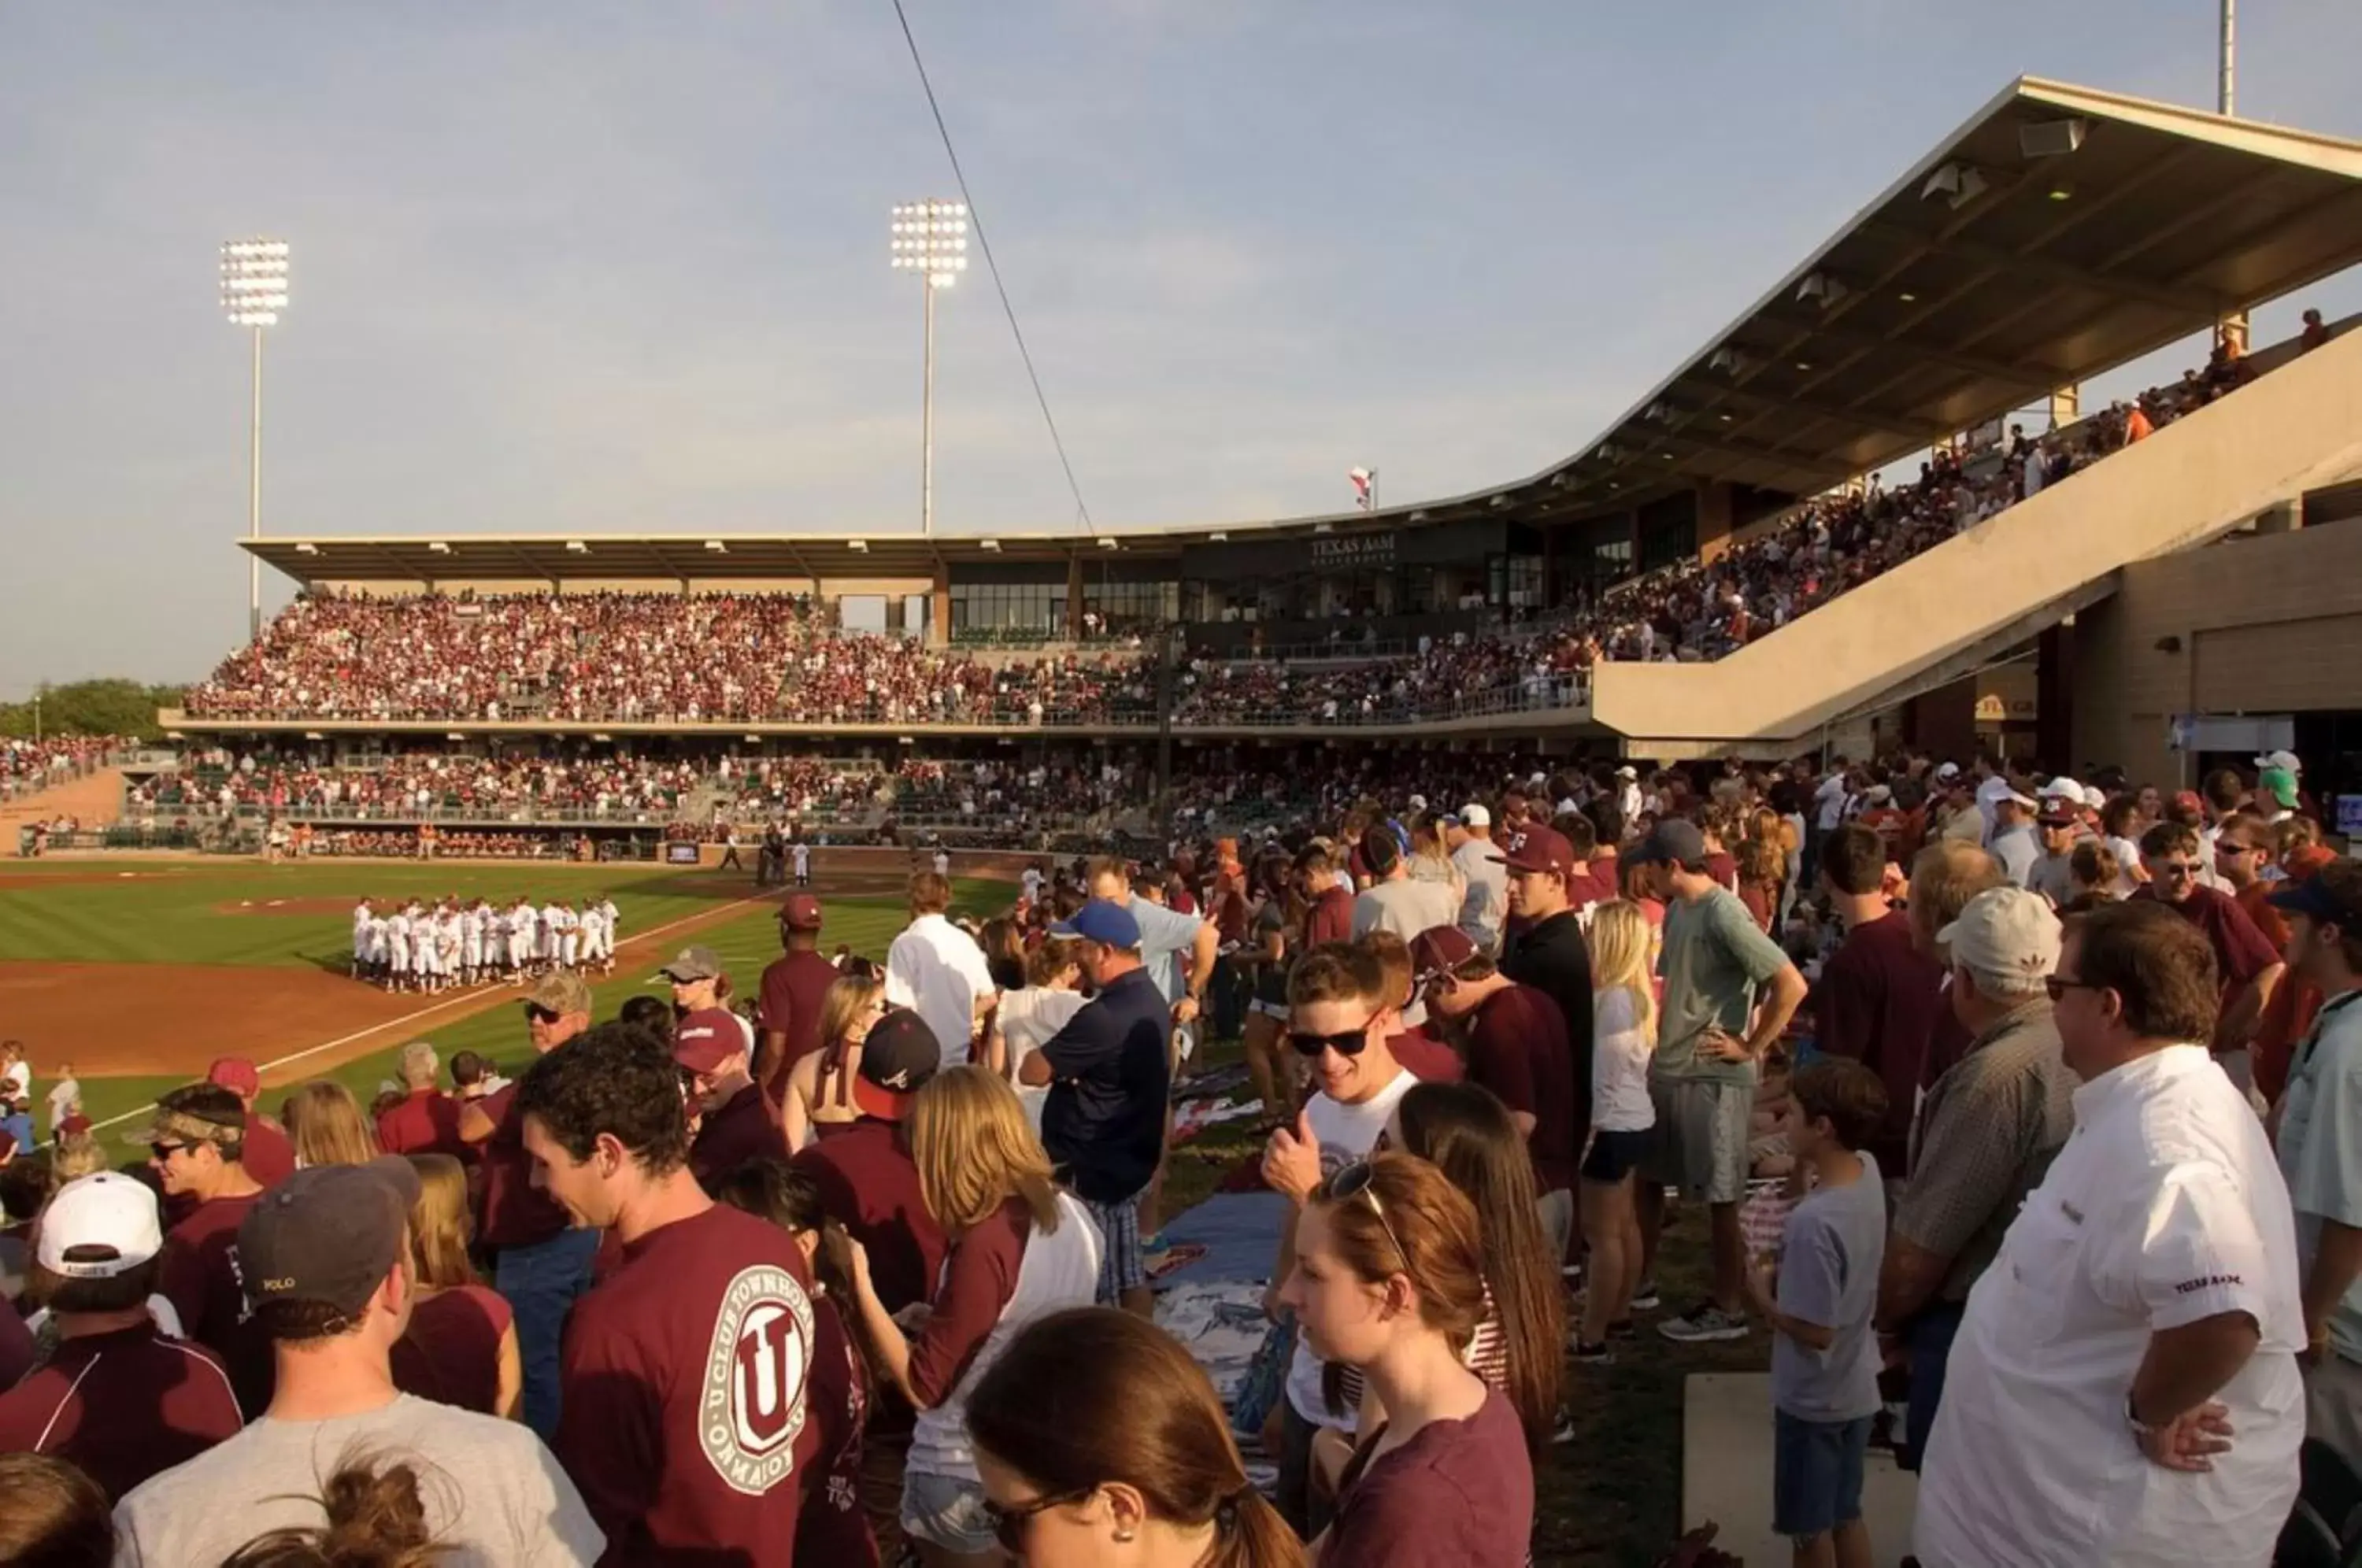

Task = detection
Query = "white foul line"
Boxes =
[83,886,771,1142]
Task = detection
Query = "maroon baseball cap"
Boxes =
[1490,825,1575,877]
[208,1057,261,1099]
[59,1113,92,1138]
[853,1009,940,1122]
[780,893,824,931]
[1409,926,1478,988]
[671,1008,746,1075]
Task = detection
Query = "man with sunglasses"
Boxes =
[139,1083,270,1417]
[2136,819,2284,1077]
[1257,942,1416,1537]
[1914,900,2304,1568]
[457,969,598,1439]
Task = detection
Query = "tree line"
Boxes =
[0,679,186,740]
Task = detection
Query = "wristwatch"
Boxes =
[2125,1392,2168,1443]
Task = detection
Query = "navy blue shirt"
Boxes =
[1039,966,1172,1204]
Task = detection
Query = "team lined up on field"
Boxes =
[347,896,622,992]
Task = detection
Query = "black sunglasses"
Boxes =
[987,1486,1093,1552]
[2044,975,2100,1003]
[149,1141,188,1163]
[1323,1159,1416,1284]
[1288,1018,1378,1058]
[524,1002,561,1025]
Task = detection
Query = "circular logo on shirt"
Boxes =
[699,1263,815,1495]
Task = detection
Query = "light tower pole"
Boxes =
[889,202,968,538]
[221,238,290,642]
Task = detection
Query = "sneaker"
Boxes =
[1570,1340,1615,1366]
[1656,1302,1749,1344]
[1629,1278,1661,1312]
[1607,1319,1638,1341]
[1548,1404,1579,1442]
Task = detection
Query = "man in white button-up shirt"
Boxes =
[1915,899,2304,1568]
[884,871,998,1075]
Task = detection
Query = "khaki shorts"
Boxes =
[1647,1078,1751,1205]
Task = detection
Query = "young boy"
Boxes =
[1744,1056,1889,1568]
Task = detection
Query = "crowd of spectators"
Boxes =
[132,745,699,821]
[0,737,126,797]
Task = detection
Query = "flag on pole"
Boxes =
[1348,467,1376,511]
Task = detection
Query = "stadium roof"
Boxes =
[246,76,2362,589]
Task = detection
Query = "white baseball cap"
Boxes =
[1937,887,2062,989]
[1934,761,1961,780]
[1406,794,1428,813]
[1615,765,1639,779]
[2039,777,2082,803]
[37,1172,164,1280]
[2254,749,2301,775]
[1461,804,1491,828]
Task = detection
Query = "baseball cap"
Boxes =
[1627,819,1709,870]
[2255,749,2302,775]
[1491,824,1576,876]
[206,1057,260,1100]
[2038,777,2082,805]
[672,1008,746,1075]
[239,1156,421,1322]
[58,1113,91,1139]
[126,1093,245,1150]
[1614,765,1638,779]
[779,893,824,930]
[853,1009,941,1121]
[2261,767,2300,810]
[1409,926,1477,989]
[1934,761,1961,781]
[1358,825,1404,877]
[37,1172,163,1280]
[1050,898,1143,949]
[524,970,592,1016]
[1936,887,2061,986]
[661,945,724,983]
[2271,866,2362,926]
[1461,804,1491,829]
[1406,794,1428,813]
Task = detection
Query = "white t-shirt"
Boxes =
[1350,877,1462,944]
[113,1392,605,1566]
[1914,1045,2303,1568]
[998,986,1087,1130]
[46,1077,80,1127]
[1590,987,1656,1134]
[885,913,998,1073]
[1283,1068,1420,1430]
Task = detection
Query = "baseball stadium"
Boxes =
[6,56,2362,1568]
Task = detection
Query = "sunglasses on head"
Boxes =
[1322,1158,1417,1285]
[1288,1015,1379,1058]
[987,1487,1093,1552]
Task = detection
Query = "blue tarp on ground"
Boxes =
[1148,1189,1290,1289]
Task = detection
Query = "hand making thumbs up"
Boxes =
[1263,1108,1326,1205]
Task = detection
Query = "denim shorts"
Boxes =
[1772,1409,1870,1541]
[901,1468,996,1555]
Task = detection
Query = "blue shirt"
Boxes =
[1039,967,1172,1204]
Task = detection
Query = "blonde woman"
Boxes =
[1405,812,1467,909]
[280,1080,379,1168]
[984,935,1086,1133]
[782,967,887,1152]
[841,1067,1100,1567]
[391,1152,521,1418]
[1577,900,1659,1360]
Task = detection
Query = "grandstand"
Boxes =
[151,76,2362,842]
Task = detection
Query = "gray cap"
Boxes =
[1936,887,2061,992]
[661,945,724,982]
[1627,818,1708,870]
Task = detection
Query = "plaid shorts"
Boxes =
[1080,1193,1144,1304]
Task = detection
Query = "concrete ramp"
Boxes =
[2,767,124,852]
[1590,326,2362,752]
[1683,1372,1920,1563]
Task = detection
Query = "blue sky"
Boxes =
[5,0,2360,694]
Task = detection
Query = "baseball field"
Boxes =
[0,852,1010,1144]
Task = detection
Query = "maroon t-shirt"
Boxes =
[1388,1026,1466,1085]
[1703,852,1739,893]
[1307,886,1356,948]
[391,1284,512,1416]
[790,1119,946,1317]
[1811,908,1949,1173]
[2138,885,2282,989]
[0,1324,243,1500]
[376,1088,467,1161]
[557,1204,821,1563]
[1326,1388,1535,1567]
[797,1290,877,1567]
[1464,984,1578,1196]
[242,1119,296,1188]
[757,949,842,1086]
[475,1083,572,1250]
[0,1294,33,1389]
[157,1193,270,1418]
[690,1084,789,1194]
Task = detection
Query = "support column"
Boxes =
[2037,621,2076,772]
[929,563,950,649]
[1696,482,1735,564]
[1066,555,1085,638]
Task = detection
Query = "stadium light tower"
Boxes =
[889,201,968,538]
[221,238,290,641]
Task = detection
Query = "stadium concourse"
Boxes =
[10,74,2362,1568]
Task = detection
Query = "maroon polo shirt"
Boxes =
[391,1284,512,1416]
[157,1192,271,1418]
[376,1088,466,1161]
[556,1204,818,1563]
[790,1118,947,1318]
[2136,883,2282,989]
[1307,885,1356,948]
[690,1083,788,1194]
[475,1083,571,1251]
[0,1324,243,1500]
[1388,1026,1466,1085]
[757,949,841,1087]
[1811,908,1948,1174]
[1464,983,1578,1196]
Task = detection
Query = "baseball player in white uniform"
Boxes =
[932,847,950,878]
[577,900,607,973]
[435,907,462,993]
[539,898,565,971]
[461,899,487,986]
[385,906,412,993]
[509,897,537,975]
[351,899,374,981]
[557,901,581,971]
[791,839,811,889]
[595,895,620,974]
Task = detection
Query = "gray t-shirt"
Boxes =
[1772,1154,1887,1423]
[1653,885,1791,1085]
[1352,877,1462,943]
[1991,824,2041,889]
[1452,838,1508,950]
[1124,893,1205,1008]
[113,1392,605,1567]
